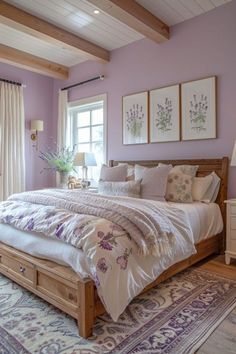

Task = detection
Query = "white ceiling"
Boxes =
[137,0,231,26]
[0,0,231,67]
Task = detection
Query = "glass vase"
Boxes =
[58,171,69,189]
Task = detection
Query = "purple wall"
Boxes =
[1,1,235,196]
[0,62,54,190]
[53,1,236,197]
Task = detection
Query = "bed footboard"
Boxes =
[0,243,100,338]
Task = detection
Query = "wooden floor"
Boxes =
[196,255,236,354]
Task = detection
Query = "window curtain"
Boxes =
[57,89,70,186]
[57,89,70,149]
[0,82,25,201]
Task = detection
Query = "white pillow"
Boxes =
[192,174,213,201]
[99,164,127,182]
[98,180,141,198]
[135,164,171,201]
[201,172,221,203]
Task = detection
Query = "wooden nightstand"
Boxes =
[225,199,236,265]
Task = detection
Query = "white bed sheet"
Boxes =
[0,224,90,278]
[0,201,223,280]
[172,201,223,244]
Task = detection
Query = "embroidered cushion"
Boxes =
[171,164,199,177]
[159,163,199,177]
[166,172,193,203]
[98,180,141,198]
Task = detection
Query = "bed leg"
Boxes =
[78,280,95,338]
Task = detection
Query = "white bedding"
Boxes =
[171,201,223,243]
[0,200,223,320]
[0,201,222,276]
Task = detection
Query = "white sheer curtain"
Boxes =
[0,82,25,201]
[57,89,70,149]
[57,89,70,186]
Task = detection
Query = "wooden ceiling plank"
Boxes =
[0,43,69,80]
[0,0,109,62]
[86,0,169,43]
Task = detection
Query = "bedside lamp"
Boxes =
[30,119,44,150]
[74,152,97,187]
[231,141,236,167]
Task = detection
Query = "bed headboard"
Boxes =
[109,157,229,249]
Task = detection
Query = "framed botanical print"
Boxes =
[181,76,216,141]
[149,84,180,143]
[123,91,148,145]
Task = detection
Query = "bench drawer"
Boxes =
[37,270,78,307]
[0,252,34,285]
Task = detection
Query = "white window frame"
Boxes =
[68,93,108,165]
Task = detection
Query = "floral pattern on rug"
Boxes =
[0,268,236,354]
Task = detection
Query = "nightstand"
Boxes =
[225,199,236,265]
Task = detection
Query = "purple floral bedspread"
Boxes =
[0,193,195,321]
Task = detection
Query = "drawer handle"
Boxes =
[68,293,74,301]
[20,266,26,274]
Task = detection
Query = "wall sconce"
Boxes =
[30,119,44,150]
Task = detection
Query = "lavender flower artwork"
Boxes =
[150,85,180,143]
[123,92,148,144]
[189,94,208,133]
[182,77,216,141]
[126,103,144,139]
[156,97,173,133]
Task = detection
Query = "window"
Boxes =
[69,94,107,183]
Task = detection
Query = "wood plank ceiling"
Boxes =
[0,0,231,79]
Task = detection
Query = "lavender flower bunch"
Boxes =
[39,145,77,173]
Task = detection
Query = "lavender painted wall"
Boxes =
[0,62,54,190]
[53,1,236,197]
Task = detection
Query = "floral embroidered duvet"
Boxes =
[0,189,196,320]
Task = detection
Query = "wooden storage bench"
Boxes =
[0,243,105,338]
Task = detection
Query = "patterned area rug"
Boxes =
[0,268,236,354]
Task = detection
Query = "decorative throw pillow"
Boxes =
[171,164,199,177]
[135,164,171,201]
[98,180,141,198]
[99,164,127,182]
[118,163,135,181]
[192,174,213,201]
[166,172,193,203]
[201,172,221,203]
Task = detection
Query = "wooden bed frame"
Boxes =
[0,157,228,338]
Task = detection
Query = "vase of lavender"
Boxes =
[39,145,76,188]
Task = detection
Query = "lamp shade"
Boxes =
[231,141,236,166]
[30,119,44,131]
[74,152,97,167]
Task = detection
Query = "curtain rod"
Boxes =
[61,75,104,91]
[0,78,26,87]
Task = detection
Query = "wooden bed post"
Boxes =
[78,279,95,338]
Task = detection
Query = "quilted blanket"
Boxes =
[0,189,196,320]
[8,189,179,256]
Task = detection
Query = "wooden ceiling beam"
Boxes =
[0,44,69,80]
[0,1,109,62]
[87,0,169,43]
